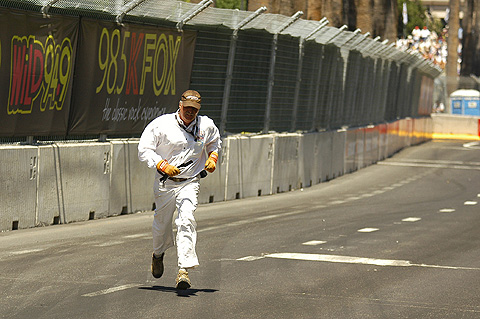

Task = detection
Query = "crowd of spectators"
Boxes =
[396,26,454,70]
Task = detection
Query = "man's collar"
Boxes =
[176,110,197,130]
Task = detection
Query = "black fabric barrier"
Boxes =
[0,8,79,137]
[69,19,197,135]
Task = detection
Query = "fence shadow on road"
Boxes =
[139,285,218,297]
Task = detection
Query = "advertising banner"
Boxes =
[0,8,79,137]
[69,18,197,135]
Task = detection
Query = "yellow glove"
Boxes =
[205,151,218,173]
[156,160,180,177]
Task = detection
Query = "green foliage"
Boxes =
[397,0,427,36]
[215,0,243,10]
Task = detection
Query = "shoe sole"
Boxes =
[176,280,191,290]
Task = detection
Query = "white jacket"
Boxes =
[138,112,221,179]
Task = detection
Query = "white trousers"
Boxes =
[152,176,200,269]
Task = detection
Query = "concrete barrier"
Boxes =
[109,141,130,216]
[128,140,155,212]
[55,143,111,223]
[345,129,357,173]
[198,139,226,204]
[399,118,413,147]
[387,121,400,156]
[364,126,379,166]
[432,114,480,140]
[272,134,301,193]
[318,131,333,182]
[1,118,440,232]
[37,145,61,226]
[239,135,274,197]
[355,128,365,170]
[222,136,242,201]
[331,129,345,179]
[299,133,320,187]
[0,146,37,231]
[377,124,388,161]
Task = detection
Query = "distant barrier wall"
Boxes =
[431,114,480,140]
[0,118,432,232]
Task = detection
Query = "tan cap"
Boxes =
[181,90,201,109]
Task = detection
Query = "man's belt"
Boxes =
[168,176,188,182]
[159,160,208,183]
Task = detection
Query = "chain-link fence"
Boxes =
[1,0,442,139]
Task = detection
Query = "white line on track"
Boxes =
[9,249,44,255]
[82,284,142,297]
[439,208,455,213]
[302,240,327,246]
[237,256,264,261]
[402,217,421,222]
[464,201,478,206]
[463,141,480,149]
[260,253,480,270]
[123,233,150,239]
[358,228,379,233]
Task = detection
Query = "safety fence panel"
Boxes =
[270,34,299,133]
[396,63,411,119]
[189,27,231,126]
[360,57,376,125]
[372,59,388,124]
[385,62,400,122]
[295,41,322,132]
[411,69,423,117]
[326,52,345,130]
[316,44,342,130]
[343,50,363,127]
[223,29,271,133]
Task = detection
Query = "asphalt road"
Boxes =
[2,140,480,319]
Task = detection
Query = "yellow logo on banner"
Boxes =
[95,28,182,97]
[8,35,73,115]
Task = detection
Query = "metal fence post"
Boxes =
[220,7,267,135]
[116,0,149,25]
[41,0,60,17]
[175,0,213,31]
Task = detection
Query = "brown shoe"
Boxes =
[151,253,164,278]
[175,269,191,290]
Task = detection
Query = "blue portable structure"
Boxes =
[450,89,480,115]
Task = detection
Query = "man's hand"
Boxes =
[156,160,180,177]
[205,152,218,173]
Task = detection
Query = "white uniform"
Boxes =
[138,111,221,269]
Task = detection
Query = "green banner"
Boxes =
[69,19,197,135]
[0,8,78,137]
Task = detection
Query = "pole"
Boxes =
[446,0,460,112]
